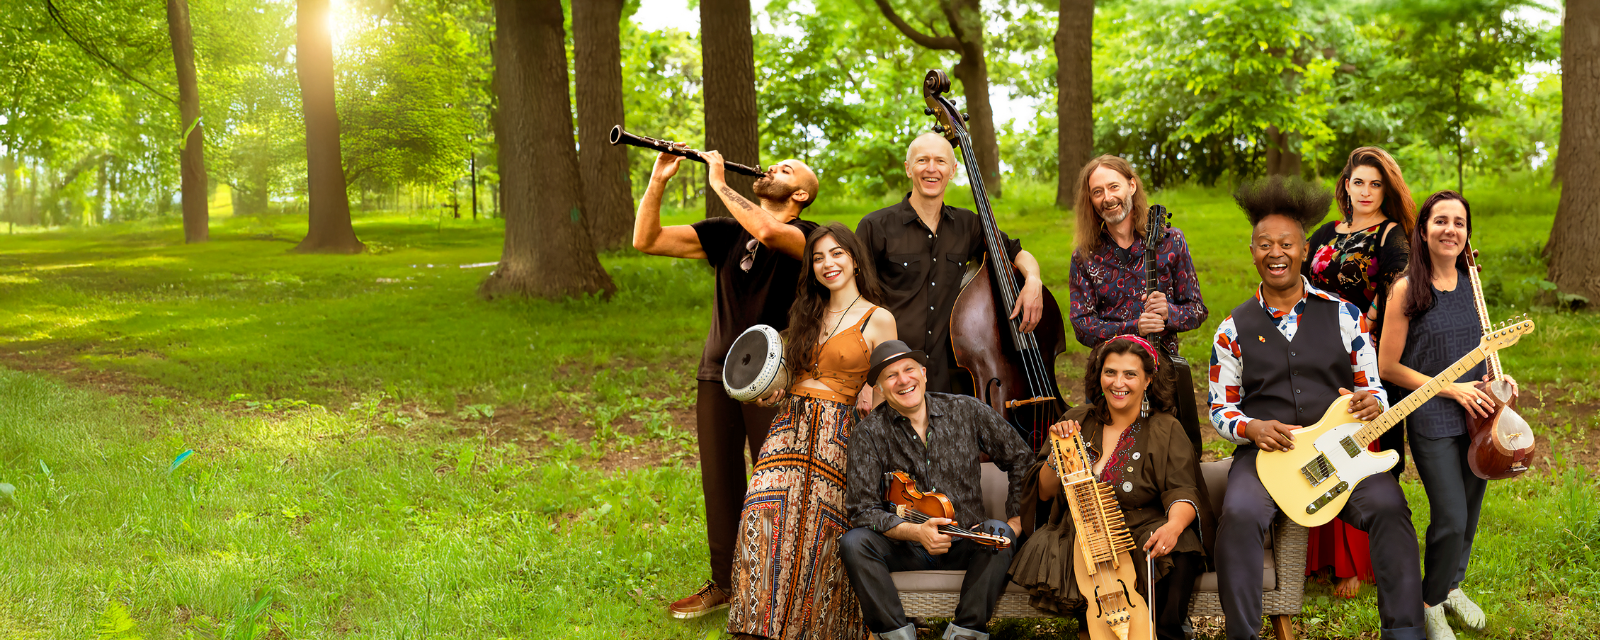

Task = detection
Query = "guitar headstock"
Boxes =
[1145,204,1171,249]
[921,69,967,145]
[1480,315,1535,352]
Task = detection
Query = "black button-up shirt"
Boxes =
[856,195,1023,394]
[845,393,1035,534]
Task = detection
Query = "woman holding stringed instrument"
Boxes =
[1010,336,1210,640]
[1377,192,1518,640]
[724,222,896,640]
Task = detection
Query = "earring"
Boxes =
[1140,395,1150,418]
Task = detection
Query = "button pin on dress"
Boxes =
[1122,482,1133,493]
[1132,452,1141,460]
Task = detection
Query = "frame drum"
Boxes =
[723,324,790,402]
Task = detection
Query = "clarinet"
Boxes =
[608,126,765,177]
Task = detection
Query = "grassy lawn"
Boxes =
[0,179,1596,638]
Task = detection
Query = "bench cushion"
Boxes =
[892,570,1028,593]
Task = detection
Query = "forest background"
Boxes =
[1,0,1598,638]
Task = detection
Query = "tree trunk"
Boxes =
[873,0,1003,197]
[573,0,633,250]
[1055,0,1093,207]
[700,0,760,219]
[167,0,209,243]
[1547,0,1600,304]
[479,0,614,299]
[1264,125,1302,177]
[293,0,364,253]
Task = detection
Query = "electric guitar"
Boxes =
[1256,317,1535,527]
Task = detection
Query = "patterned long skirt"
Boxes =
[726,394,868,640]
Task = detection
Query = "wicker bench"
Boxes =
[893,459,1307,639]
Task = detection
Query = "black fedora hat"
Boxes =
[867,340,928,386]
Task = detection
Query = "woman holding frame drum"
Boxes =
[726,223,896,640]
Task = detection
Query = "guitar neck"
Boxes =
[1355,345,1493,447]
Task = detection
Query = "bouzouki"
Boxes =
[1256,318,1535,528]
[1047,430,1151,640]
[1462,243,1536,479]
[1142,205,1202,459]
[922,69,1070,451]
[883,471,1011,548]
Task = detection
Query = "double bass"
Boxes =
[1463,243,1537,479]
[1047,429,1151,640]
[923,70,1070,450]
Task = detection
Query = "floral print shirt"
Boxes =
[1069,227,1208,355]
[1207,277,1387,444]
[1304,220,1408,344]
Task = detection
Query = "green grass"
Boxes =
[0,179,1597,638]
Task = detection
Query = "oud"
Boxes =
[1463,244,1536,479]
[1257,318,1535,528]
[1048,430,1151,640]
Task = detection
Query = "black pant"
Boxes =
[1409,429,1486,606]
[1216,447,1424,640]
[839,522,1016,634]
[1154,552,1203,640]
[695,380,775,590]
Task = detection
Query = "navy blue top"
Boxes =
[1398,269,1488,439]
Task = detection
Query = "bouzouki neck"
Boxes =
[1463,242,1505,380]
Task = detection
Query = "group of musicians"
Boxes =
[631,136,1504,640]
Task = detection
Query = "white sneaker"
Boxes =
[1425,605,1457,640]
[1445,588,1487,630]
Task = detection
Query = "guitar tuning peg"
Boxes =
[924,107,936,116]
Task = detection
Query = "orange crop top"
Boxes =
[791,306,879,405]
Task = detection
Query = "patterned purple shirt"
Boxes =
[1069,228,1208,354]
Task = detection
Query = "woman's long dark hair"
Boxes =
[1082,337,1173,426]
[1402,190,1473,318]
[784,222,885,380]
[1333,146,1417,238]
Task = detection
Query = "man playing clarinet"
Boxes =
[632,147,822,619]
[855,132,1046,402]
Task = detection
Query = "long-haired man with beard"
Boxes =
[632,147,822,619]
[1068,155,1209,458]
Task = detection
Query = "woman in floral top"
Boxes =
[1302,146,1417,598]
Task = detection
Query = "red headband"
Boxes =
[1108,334,1160,370]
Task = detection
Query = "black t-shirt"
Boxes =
[691,216,820,382]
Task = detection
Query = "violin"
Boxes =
[922,69,1070,451]
[1463,244,1536,479]
[1047,431,1151,640]
[883,471,1011,548]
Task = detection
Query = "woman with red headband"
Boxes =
[1010,336,1211,640]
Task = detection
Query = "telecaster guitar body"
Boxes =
[1254,395,1399,528]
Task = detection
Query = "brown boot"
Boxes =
[668,581,730,619]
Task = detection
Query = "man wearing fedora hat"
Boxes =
[839,340,1034,640]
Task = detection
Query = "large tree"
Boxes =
[293,0,364,253]
[1547,0,1600,304]
[573,0,633,249]
[479,0,614,299]
[873,0,1003,198]
[167,0,208,243]
[1056,0,1092,207]
[701,0,761,219]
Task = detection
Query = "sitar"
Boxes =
[922,69,1070,451]
[1463,243,1536,479]
[1256,318,1535,527]
[1142,205,1203,459]
[1047,430,1151,640]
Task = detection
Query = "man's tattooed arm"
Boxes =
[719,185,756,211]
